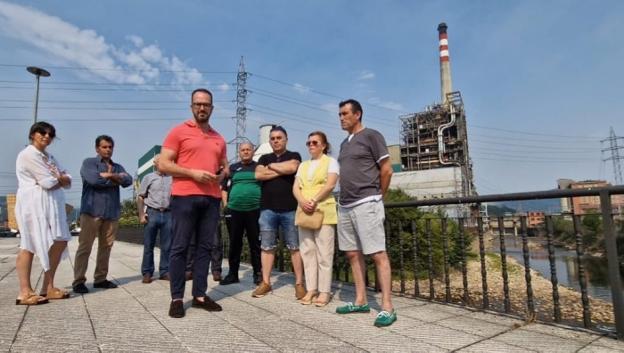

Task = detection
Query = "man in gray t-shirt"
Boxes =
[335,99,396,327]
[137,154,173,284]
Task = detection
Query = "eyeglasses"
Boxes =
[305,140,320,147]
[37,131,55,138]
[192,102,213,108]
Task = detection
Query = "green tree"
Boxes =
[383,189,473,280]
[119,198,139,226]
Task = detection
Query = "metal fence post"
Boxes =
[600,190,624,339]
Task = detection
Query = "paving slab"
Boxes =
[1,237,623,352]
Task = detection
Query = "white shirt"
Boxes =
[296,155,340,181]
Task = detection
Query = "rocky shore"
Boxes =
[392,254,615,329]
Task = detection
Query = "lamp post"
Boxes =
[26,66,51,123]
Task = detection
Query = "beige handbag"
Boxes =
[295,208,324,229]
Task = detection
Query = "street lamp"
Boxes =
[26,66,51,123]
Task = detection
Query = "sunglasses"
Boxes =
[37,130,55,138]
[305,140,320,147]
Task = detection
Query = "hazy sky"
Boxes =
[0,0,622,207]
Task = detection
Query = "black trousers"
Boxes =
[227,209,261,276]
[186,225,223,275]
[169,196,220,299]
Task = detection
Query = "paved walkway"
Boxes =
[0,238,623,352]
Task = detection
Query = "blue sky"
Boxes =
[0,0,622,207]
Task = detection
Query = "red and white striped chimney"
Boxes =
[438,22,453,104]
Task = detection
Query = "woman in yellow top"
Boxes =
[292,131,339,306]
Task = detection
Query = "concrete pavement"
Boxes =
[0,237,622,352]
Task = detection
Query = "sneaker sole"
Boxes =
[374,317,397,327]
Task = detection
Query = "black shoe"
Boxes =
[73,283,89,294]
[169,300,185,318]
[93,280,118,289]
[192,296,222,312]
[219,274,239,285]
[253,273,262,285]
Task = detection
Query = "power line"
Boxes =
[469,124,599,140]
[471,150,595,161]
[0,85,224,92]
[470,139,599,151]
[474,156,598,164]
[0,63,235,74]
[0,80,234,87]
[250,72,410,114]
[472,146,598,155]
[0,99,233,104]
[0,106,233,111]
[0,116,231,122]
[470,132,601,144]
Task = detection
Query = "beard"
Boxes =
[193,111,210,124]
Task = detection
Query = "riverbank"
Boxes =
[392,253,615,329]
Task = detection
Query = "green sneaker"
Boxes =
[336,302,370,314]
[374,310,397,327]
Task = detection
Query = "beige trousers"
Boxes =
[298,225,335,293]
[73,214,119,285]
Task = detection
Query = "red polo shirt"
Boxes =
[162,119,226,197]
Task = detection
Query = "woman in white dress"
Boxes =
[15,122,72,305]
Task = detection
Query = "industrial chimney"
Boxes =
[438,22,453,104]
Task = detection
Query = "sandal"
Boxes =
[314,293,333,307]
[298,291,318,305]
[41,288,70,300]
[15,293,49,305]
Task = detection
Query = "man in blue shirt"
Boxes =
[72,135,132,294]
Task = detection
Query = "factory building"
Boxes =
[391,23,476,216]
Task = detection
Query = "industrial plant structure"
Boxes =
[391,23,475,209]
[391,23,476,216]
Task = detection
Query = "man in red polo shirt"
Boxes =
[159,88,229,318]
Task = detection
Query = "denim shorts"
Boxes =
[259,209,299,250]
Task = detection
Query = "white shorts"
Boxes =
[337,200,386,255]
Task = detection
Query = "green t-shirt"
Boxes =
[223,161,261,211]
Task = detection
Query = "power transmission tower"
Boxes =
[602,127,624,185]
[234,56,248,151]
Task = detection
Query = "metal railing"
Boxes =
[117,185,624,338]
[364,185,624,338]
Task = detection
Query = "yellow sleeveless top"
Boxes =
[296,154,337,225]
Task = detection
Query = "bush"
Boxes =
[383,189,474,280]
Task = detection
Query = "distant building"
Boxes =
[557,179,624,215]
[527,211,545,227]
[137,145,161,183]
[253,124,274,161]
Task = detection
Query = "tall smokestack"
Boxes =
[438,22,453,104]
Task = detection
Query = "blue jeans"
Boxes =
[141,208,172,276]
[259,209,299,250]
[169,195,220,299]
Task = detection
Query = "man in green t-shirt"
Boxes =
[220,142,262,285]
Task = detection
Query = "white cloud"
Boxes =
[358,70,375,80]
[126,35,144,48]
[293,83,310,94]
[0,1,203,85]
[369,97,405,111]
[218,82,230,92]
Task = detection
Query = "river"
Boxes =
[492,235,622,301]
